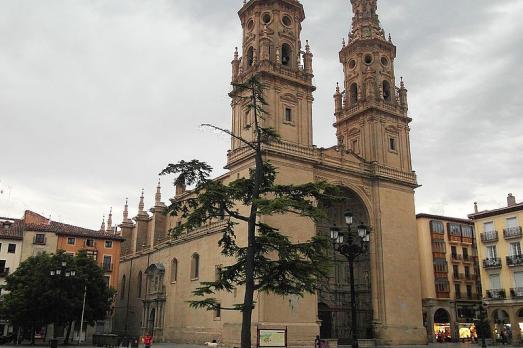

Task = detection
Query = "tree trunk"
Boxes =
[31,325,35,345]
[240,82,265,348]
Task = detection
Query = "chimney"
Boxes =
[508,193,517,207]
[474,202,479,213]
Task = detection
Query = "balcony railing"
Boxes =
[487,289,506,299]
[465,273,480,281]
[452,254,463,261]
[102,263,113,272]
[0,268,10,277]
[483,258,502,269]
[511,288,523,299]
[481,231,499,243]
[453,273,464,280]
[463,255,473,262]
[506,255,523,267]
[504,227,523,240]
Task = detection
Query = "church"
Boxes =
[113,0,427,346]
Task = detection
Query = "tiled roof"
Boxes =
[24,220,124,241]
[0,219,24,240]
[416,213,473,225]
[468,203,523,220]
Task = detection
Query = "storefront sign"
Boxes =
[258,328,287,347]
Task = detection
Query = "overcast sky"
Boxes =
[1,0,522,229]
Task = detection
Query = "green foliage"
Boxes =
[0,251,115,330]
[160,75,339,316]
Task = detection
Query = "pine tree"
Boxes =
[160,75,338,348]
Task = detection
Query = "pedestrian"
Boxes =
[500,329,507,345]
[315,335,321,348]
[143,332,153,348]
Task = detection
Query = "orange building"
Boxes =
[56,226,123,289]
[19,210,124,289]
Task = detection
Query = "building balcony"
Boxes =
[511,288,523,299]
[506,255,523,267]
[453,273,464,280]
[436,291,450,299]
[452,254,463,262]
[483,258,502,269]
[486,289,506,300]
[0,268,10,277]
[102,263,113,273]
[481,231,499,243]
[465,273,480,282]
[504,227,523,240]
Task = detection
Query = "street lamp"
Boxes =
[475,303,488,348]
[49,262,87,344]
[330,211,370,348]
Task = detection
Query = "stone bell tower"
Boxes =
[229,0,315,151]
[334,0,411,172]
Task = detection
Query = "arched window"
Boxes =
[383,80,392,101]
[350,83,358,105]
[247,47,254,66]
[191,253,200,280]
[281,44,292,66]
[137,271,142,298]
[171,258,178,283]
[120,275,126,299]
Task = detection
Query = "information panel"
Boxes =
[258,329,287,347]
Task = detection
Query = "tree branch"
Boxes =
[201,123,256,150]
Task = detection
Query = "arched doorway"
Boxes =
[433,308,451,342]
[317,187,372,343]
[318,303,333,339]
[492,309,510,342]
[516,308,523,342]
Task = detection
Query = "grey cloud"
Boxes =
[0,0,521,227]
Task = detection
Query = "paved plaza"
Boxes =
[0,343,514,348]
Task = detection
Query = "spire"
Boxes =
[155,179,162,207]
[100,215,106,232]
[138,189,146,216]
[123,198,130,223]
[106,207,113,232]
[349,0,384,42]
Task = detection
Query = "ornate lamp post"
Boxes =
[330,212,370,348]
[49,261,87,343]
[475,302,488,348]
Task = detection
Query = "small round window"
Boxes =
[364,54,373,65]
[262,13,272,24]
[282,15,292,27]
[349,59,356,69]
[381,56,389,66]
[247,19,254,31]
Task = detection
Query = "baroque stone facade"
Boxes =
[113,0,427,346]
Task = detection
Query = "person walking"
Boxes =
[143,333,153,348]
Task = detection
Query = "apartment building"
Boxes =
[0,217,23,336]
[417,214,482,342]
[469,194,523,343]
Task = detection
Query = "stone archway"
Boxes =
[434,308,450,324]
[317,186,372,343]
[433,308,452,342]
[492,309,511,342]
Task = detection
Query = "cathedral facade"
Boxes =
[113,0,427,346]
